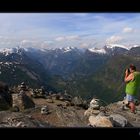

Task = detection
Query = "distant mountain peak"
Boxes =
[61,46,75,53]
[0,47,19,56]
[87,44,131,55]
[105,44,129,50]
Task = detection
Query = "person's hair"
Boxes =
[129,64,136,71]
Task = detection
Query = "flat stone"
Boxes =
[89,115,113,127]
[46,99,53,103]
[110,114,128,127]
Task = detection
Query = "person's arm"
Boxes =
[124,71,134,82]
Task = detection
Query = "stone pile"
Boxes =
[85,98,129,127]
[84,98,101,117]
[12,90,35,111]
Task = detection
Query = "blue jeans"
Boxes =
[125,94,135,102]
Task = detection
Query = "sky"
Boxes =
[0,13,140,49]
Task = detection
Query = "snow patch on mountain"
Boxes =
[106,44,129,50]
[130,44,140,48]
[0,48,18,56]
[63,47,75,53]
[88,48,106,54]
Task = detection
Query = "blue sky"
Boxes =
[0,13,140,49]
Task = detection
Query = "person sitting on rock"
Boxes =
[124,64,140,113]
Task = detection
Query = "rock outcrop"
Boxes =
[12,90,35,111]
[0,111,52,127]
[1,82,140,128]
[84,97,140,127]
[71,96,88,109]
[0,81,12,110]
[53,106,87,127]
[110,114,128,127]
[105,101,140,127]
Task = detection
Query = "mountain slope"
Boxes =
[0,45,140,103]
[0,48,51,88]
[48,46,140,103]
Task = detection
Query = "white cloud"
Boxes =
[55,37,65,41]
[40,41,54,48]
[122,27,134,33]
[20,39,30,44]
[55,35,79,42]
[20,40,33,47]
[19,39,42,48]
[80,43,89,48]
[106,35,123,44]
[65,35,79,40]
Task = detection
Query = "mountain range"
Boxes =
[0,44,140,103]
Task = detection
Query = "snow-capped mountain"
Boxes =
[0,46,80,57]
[88,48,107,54]
[0,43,140,58]
[1,44,140,102]
[87,44,140,55]
[104,44,139,52]
[0,47,40,56]
[59,46,76,53]
[0,46,50,88]
[105,44,129,50]
[88,44,126,55]
[0,48,20,56]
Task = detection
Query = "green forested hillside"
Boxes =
[48,54,140,104]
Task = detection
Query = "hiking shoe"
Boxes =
[130,110,137,114]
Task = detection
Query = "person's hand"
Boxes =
[125,69,129,76]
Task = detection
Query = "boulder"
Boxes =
[71,96,83,107]
[63,93,72,101]
[110,114,128,127]
[89,115,113,127]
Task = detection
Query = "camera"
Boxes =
[127,68,130,73]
